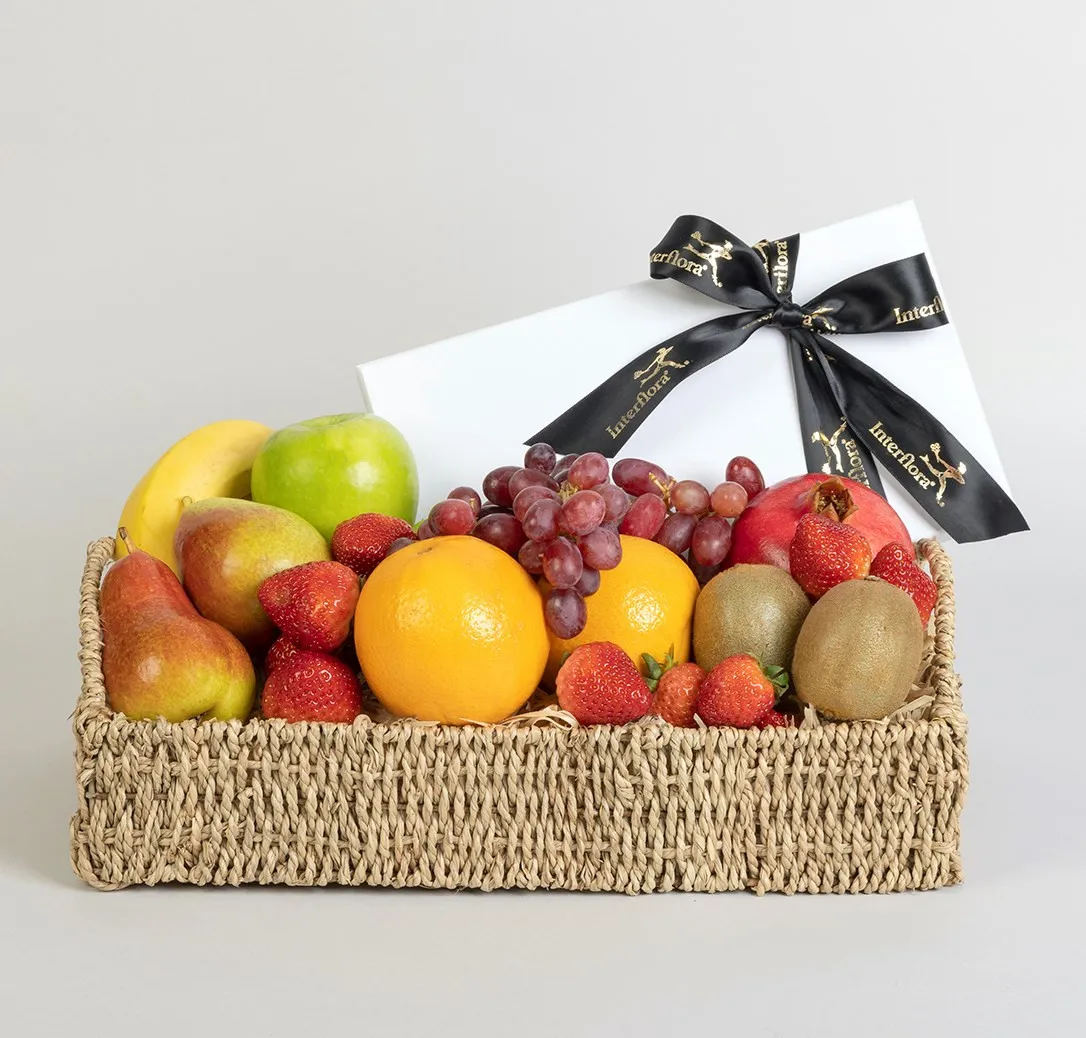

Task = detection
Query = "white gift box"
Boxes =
[357,202,1013,544]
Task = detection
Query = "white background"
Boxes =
[1,2,1082,1035]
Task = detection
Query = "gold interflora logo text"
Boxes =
[869,421,935,490]
[869,422,967,504]
[650,230,740,289]
[753,239,790,296]
[606,347,690,441]
[894,295,943,325]
[650,248,705,277]
[811,419,869,483]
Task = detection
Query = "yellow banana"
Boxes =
[115,419,273,575]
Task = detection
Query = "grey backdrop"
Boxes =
[1,2,1082,1035]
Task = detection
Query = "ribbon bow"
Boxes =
[528,214,1027,542]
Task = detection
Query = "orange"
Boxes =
[354,535,548,724]
[543,535,699,687]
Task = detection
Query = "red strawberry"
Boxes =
[789,512,872,598]
[644,653,704,728]
[261,650,363,723]
[756,707,797,729]
[870,541,937,625]
[331,513,416,576]
[696,654,789,728]
[265,635,302,674]
[257,561,360,652]
[556,642,652,725]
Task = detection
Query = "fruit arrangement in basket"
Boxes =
[101,412,939,730]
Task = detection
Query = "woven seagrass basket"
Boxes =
[70,536,967,894]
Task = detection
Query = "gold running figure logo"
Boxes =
[684,230,734,288]
[921,442,967,506]
[811,419,849,474]
[633,346,690,386]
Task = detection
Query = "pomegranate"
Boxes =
[727,474,911,571]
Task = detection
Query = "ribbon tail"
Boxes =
[813,335,1029,542]
[786,332,885,495]
[526,312,764,456]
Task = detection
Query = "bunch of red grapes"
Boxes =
[410,445,764,639]
[613,455,764,584]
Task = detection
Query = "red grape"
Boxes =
[619,493,668,539]
[596,482,630,523]
[578,524,622,570]
[568,452,609,489]
[429,498,476,536]
[726,456,765,500]
[545,588,587,638]
[689,558,723,586]
[513,484,559,522]
[417,520,437,540]
[542,537,583,588]
[478,503,511,519]
[613,458,672,497]
[448,486,482,516]
[655,512,697,555]
[574,566,601,597]
[482,465,518,507]
[524,442,557,475]
[522,497,561,543]
[387,536,415,557]
[691,514,732,567]
[560,490,606,537]
[671,479,710,516]
[508,467,559,500]
[710,481,748,518]
[552,454,578,483]
[472,513,526,556]
[518,539,545,574]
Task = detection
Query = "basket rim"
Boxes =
[75,535,965,741]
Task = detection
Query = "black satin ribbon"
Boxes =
[528,215,1028,542]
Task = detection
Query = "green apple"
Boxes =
[251,413,418,538]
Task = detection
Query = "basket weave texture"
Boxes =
[71,537,967,894]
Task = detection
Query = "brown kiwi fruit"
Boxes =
[792,578,924,720]
[694,564,811,671]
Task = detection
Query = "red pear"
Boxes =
[101,532,256,721]
[174,498,330,649]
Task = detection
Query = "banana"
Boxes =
[115,419,273,575]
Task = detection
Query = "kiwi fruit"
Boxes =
[694,564,811,671]
[792,578,924,720]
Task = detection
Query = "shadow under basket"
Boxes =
[70,537,967,894]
